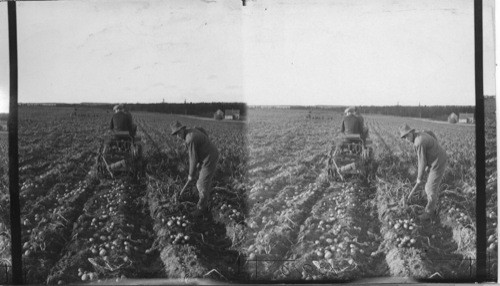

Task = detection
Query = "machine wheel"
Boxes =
[349,143,362,155]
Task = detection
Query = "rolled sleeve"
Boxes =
[187,137,198,178]
[415,144,427,181]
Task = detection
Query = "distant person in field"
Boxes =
[340,106,364,142]
[171,121,219,218]
[110,104,136,137]
[400,124,447,221]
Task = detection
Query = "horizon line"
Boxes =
[14,102,479,107]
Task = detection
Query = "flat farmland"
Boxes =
[244,107,496,281]
[0,103,496,283]
[0,106,248,284]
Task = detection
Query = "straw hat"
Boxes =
[113,104,125,112]
[399,124,415,138]
[170,121,186,135]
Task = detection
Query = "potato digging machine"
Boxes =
[327,133,376,181]
[97,131,144,179]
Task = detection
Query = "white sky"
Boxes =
[0,0,497,112]
[244,0,494,106]
[0,0,242,112]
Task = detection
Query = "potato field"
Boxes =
[243,105,497,281]
[0,106,248,284]
[0,102,496,283]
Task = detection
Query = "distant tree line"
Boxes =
[292,105,475,121]
[55,102,247,118]
[359,105,475,121]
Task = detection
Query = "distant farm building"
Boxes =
[448,113,458,124]
[458,113,474,124]
[214,109,224,120]
[224,109,240,120]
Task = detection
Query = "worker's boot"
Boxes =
[191,208,203,219]
[419,209,438,222]
[191,206,209,219]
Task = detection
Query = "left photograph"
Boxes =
[5,0,247,284]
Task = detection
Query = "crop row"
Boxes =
[245,110,389,281]
[17,107,107,283]
[372,146,475,279]
[245,180,327,280]
[10,107,162,284]
[277,180,385,281]
[46,179,158,284]
[136,114,248,281]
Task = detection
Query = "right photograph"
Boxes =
[242,0,496,281]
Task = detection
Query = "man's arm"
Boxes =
[110,117,114,130]
[415,142,427,182]
[340,120,345,133]
[187,136,198,179]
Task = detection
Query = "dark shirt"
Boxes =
[110,111,134,134]
[341,114,363,134]
[124,111,133,122]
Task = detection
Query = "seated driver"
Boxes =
[341,106,363,137]
[110,104,135,137]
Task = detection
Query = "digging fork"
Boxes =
[175,180,192,203]
[405,182,423,206]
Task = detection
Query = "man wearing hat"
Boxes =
[400,124,447,220]
[110,104,136,136]
[171,121,219,217]
[341,106,364,139]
